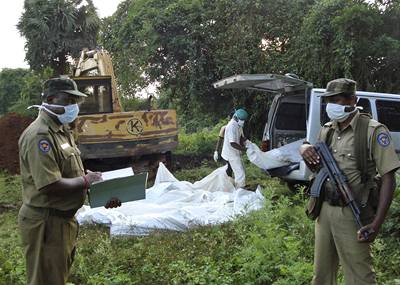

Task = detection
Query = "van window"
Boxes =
[357,98,372,114]
[376,100,400,131]
[320,98,371,125]
[275,102,306,131]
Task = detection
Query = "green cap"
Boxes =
[321,78,356,97]
[42,77,87,99]
[234,108,249,120]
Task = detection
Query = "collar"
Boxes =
[230,118,238,125]
[331,110,360,131]
[39,110,64,133]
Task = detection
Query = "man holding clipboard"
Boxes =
[18,77,121,285]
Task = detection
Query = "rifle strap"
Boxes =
[325,128,334,146]
[320,113,371,184]
[354,113,371,184]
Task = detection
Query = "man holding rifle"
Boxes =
[299,78,400,285]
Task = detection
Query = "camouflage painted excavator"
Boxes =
[70,49,178,174]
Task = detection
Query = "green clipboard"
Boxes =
[88,173,148,208]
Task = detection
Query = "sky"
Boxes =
[0,0,123,70]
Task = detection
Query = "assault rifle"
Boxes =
[310,141,369,239]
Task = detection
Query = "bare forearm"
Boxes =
[230,142,246,152]
[372,171,396,229]
[39,177,86,197]
[216,137,223,151]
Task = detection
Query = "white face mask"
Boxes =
[29,103,80,124]
[238,120,245,127]
[326,103,356,122]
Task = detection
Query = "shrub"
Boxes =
[175,121,225,156]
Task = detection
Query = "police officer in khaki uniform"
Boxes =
[300,78,400,285]
[18,77,121,285]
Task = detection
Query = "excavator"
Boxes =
[70,49,178,175]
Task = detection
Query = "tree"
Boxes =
[101,0,400,135]
[100,0,314,134]
[17,0,100,75]
[8,68,53,117]
[0,68,30,115]
[290,0,400,92]
[370,0,400,92]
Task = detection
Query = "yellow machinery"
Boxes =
[71,49,178,172]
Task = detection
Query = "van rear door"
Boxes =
[213,74,311,93]
[213,74,312,149]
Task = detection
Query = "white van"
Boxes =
[213,74,400,184]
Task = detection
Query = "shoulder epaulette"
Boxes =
[323,122,333,128]
[37,122,50,135]
[368,119,382,129]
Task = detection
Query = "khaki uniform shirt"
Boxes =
[318,111,400,205]
[18,111,85,211]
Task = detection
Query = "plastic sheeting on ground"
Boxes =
[76,163,265,236]
[246,139,304,170]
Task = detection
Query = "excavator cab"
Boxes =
[70,49,178,174]
[74,76,113,114]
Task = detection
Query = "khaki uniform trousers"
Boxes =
[18,205,79,285]
[312,202,376,285]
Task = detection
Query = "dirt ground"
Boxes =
[0,113,34,174]
[171,154,213,171]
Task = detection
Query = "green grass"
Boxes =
[1,167,400,285]
[174,123,224,156]
[0,174,22,207]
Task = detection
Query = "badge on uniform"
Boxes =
[38,139,51,153]
[377,132,390,147]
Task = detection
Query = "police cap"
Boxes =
[321,78,356,97]
[42,77,87,99]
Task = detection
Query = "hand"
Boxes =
[299,144,320,165]
[105,197,122,209]
[240,136,249,147]
[357,223,379,243]
[85,169,103,185]
[244,139,251,148]
[213,151,219,162]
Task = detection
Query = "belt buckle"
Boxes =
[325,190,342,207]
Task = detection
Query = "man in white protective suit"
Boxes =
[221,108,250,188]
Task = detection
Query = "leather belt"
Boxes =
[21,204,77,219]
[324,189,345,207]
[48,208,77,219]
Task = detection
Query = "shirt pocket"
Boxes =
[336,142,357,171]
[60,146,84,177]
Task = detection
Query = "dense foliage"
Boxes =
[290,0,400,92]
[100,0,315,135]
[0,69,30,115]
[17,0,100,75]
[0,68,52,117]
[99,0,400,134]
[1,0,399,133]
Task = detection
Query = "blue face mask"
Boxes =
[41,103,80,124]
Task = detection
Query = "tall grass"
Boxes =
[174,124,223,156]
[1,167,400,284]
